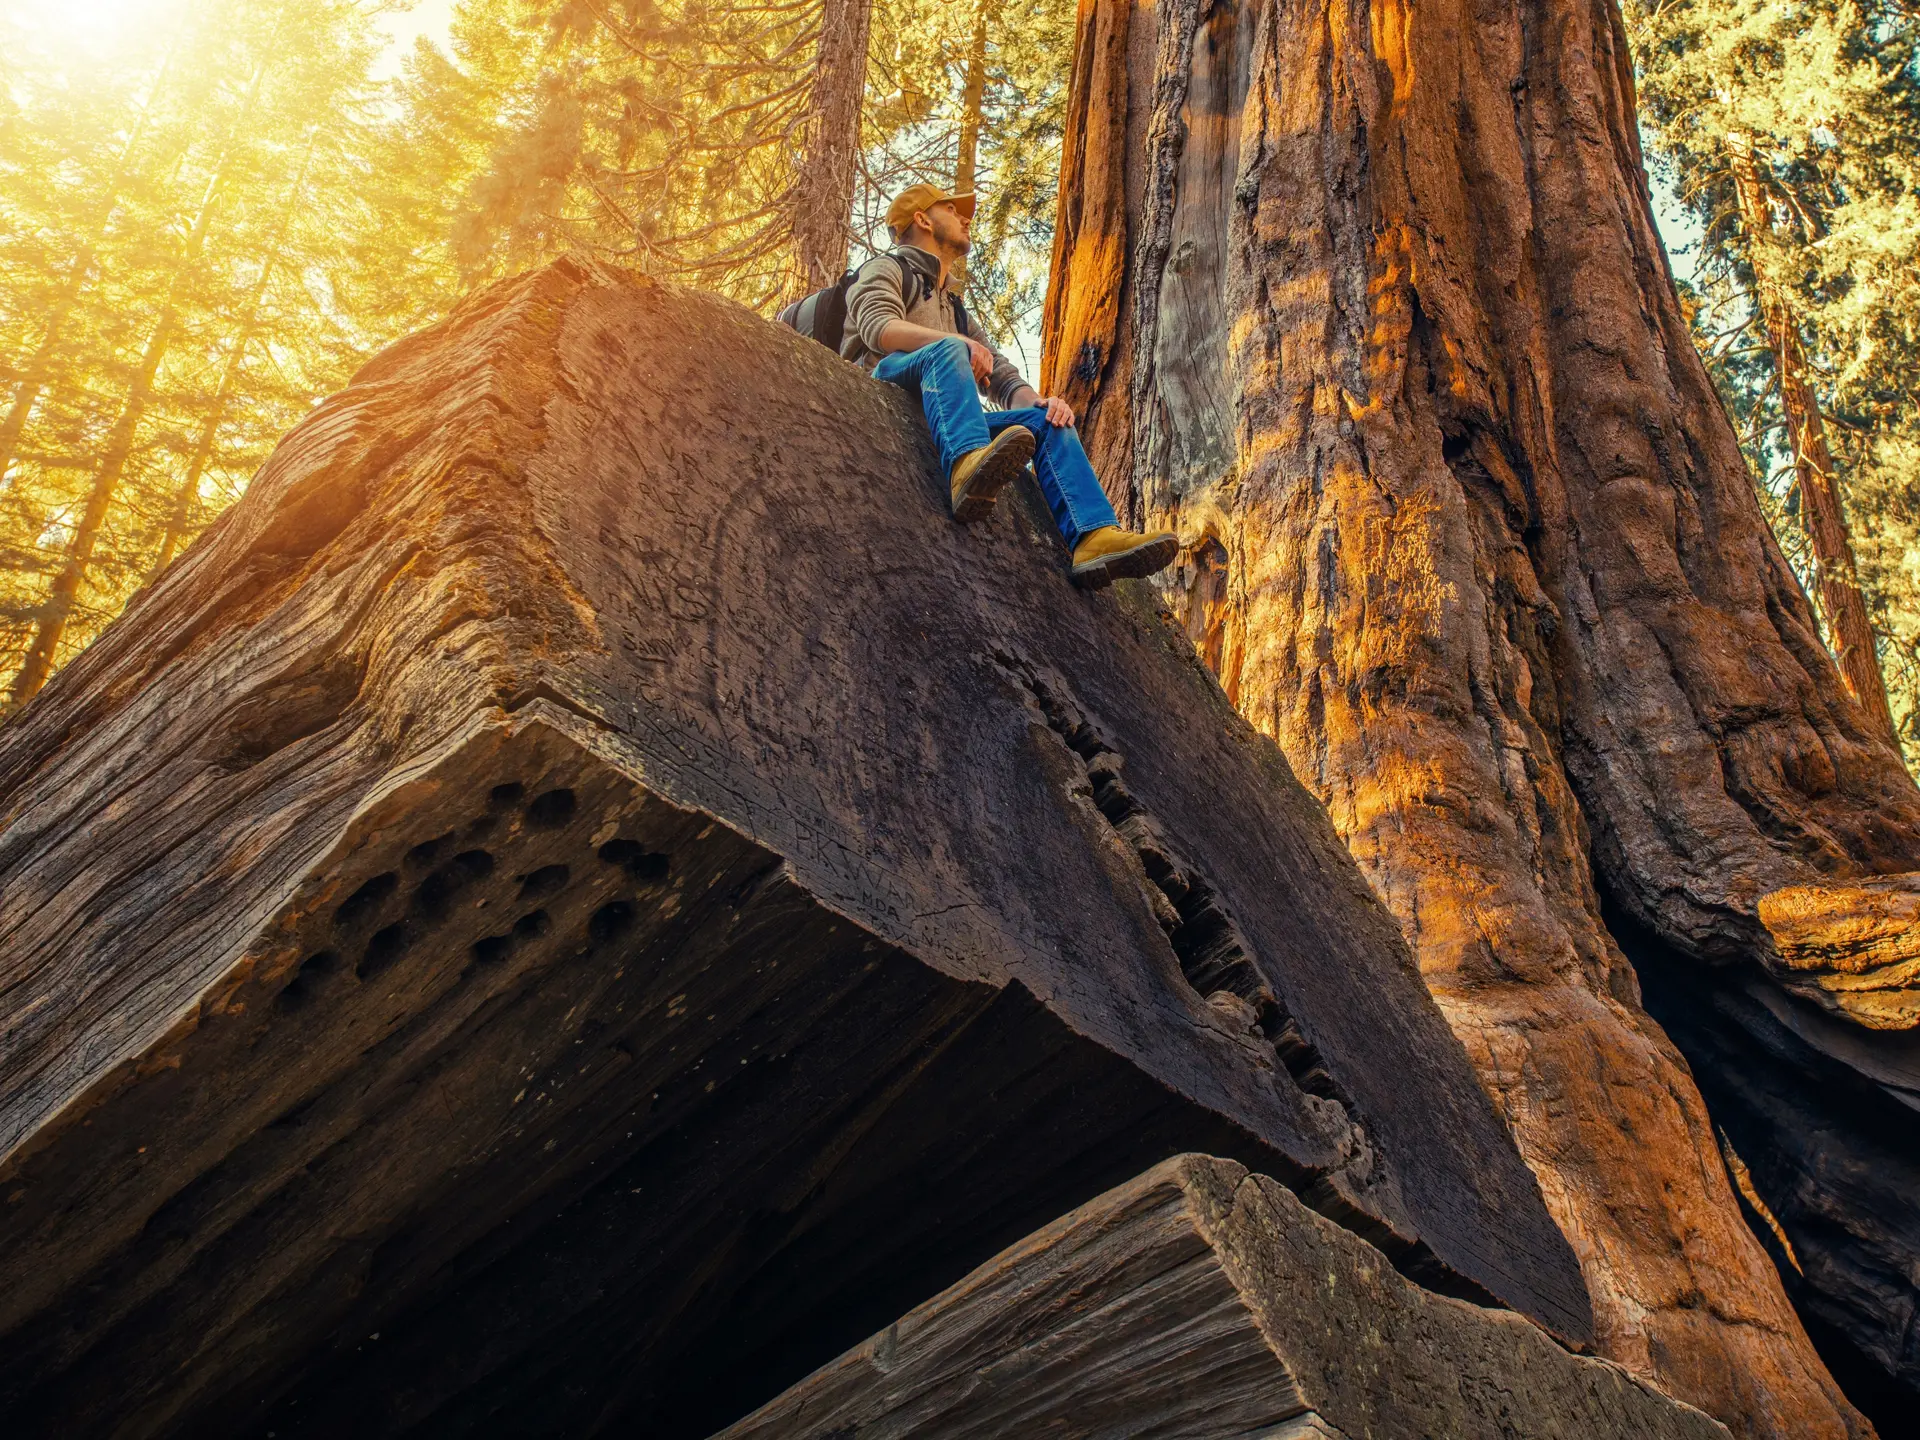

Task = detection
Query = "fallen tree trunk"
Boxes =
[0,262,1584,1438]
[1042,0,1920,1432]
[720,1154,1731,1440]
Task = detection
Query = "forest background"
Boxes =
[1,0,1915,771]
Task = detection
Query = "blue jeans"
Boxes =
[873,337,1120,550]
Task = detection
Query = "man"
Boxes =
[842,183,1178,587]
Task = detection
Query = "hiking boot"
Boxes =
[948,428,1036,522]
[1069,526,1180,589]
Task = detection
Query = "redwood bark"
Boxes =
[1726,133,1897,744]
[1044,0,1920,1432]
[721,1156,1723,1440]
[787,0,874,295]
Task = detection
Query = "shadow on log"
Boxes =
[0,262,1584,1438]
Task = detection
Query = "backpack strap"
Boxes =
[886,248,974,344]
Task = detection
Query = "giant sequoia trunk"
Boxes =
[1042,0,1920,1434]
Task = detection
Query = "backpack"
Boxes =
[779,253,971,354]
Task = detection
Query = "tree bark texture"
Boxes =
[0,261,1589,1437]
[787,0,874,295]
[721,1154,1729,1440]
[1042,0,1920,1432]
[1725,133,1897,745]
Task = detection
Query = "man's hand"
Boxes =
[1008,386,1076,427]
[963,335,994,385]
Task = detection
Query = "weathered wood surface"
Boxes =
[1041,0,1919,1430]
[718,1154,1731,1440]
[0,262,1585,1438]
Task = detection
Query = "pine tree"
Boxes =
[1628,0,1920,763]
[788,0,874,293]
[0,0,451,703]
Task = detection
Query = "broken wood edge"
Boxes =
[713,1154,1731,1440]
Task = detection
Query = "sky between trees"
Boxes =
[1,0,1916,769]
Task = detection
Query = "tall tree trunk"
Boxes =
[147,318,250,583]
[1045,0,1920,1433]
[953,0,990,195]
[10,156,231,705]
[1726,132,1897,743]
[787,0,874,295]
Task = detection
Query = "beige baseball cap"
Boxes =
[886,183,977,235]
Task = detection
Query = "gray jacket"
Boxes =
[841,245,1029,411]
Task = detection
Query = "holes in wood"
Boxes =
[413,850,497,923]
[489,782,526,811]
[405,833,453,870]
[517,864,571,901]
[589,900,636,946]
[334,873,397,931]
[1003,654,1354,1109]
[471,907,555,968]
[598,839,669,883]
[266,1093,322,1130]
[275,950,341,1012]
[357,923,410,981]
[525,787,576,828]
[471,934,512,965]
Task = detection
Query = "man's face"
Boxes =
[923,199,972,255]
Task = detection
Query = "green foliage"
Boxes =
[1628,0,1920,765]
[387,0,830,301]
[392,0,1074,347]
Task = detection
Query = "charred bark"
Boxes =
[1043,0,1920,1432]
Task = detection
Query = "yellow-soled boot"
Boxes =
[948,427,1036,522]
[1069,525,1179,589]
